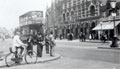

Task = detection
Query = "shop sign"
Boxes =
[100,16,120,21]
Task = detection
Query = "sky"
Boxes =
[0,0,53,30]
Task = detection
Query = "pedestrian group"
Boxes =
[27,31,56,57]
[12,30,56,61]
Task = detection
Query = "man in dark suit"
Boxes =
[45,35,50,54]
[36,32,44,57]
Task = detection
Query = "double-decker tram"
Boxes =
[19,11,44,42]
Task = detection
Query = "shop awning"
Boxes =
[92,21,120,30]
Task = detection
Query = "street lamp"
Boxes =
[100,22,102,32]
[109,0,119,48]
[110,0,116,9]
[110,0,116,37]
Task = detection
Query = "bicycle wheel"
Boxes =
[5,53,16,67]
[25,50,37,64]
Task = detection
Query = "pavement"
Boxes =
[0,39,120,69]
[0,39,61,68]
[56,39,111,43]
[0,39,120,67]
[56,39,120,49]
[0,53,60,68]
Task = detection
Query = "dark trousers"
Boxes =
[15,46,24,63]
[27,43,33,54]
[27,43,33,51]
[16,46,24,55]
[81,36,86,42]
[45,42,49,54]
[37,44,43,57]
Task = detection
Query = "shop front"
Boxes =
[76,16,101,39]
[93,20,120,40]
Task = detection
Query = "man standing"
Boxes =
[36,32,44,57]
[83,33,86,42]
[45,35,50,54]
[49,32,56,57]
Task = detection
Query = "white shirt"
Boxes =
[49,34,55,42]
[13,35,24,47]
[49,34,56,46]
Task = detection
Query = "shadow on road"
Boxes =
[0,56,60,68]
[0,61,43,68]
[0,62,36,68]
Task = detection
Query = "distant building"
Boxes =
[45,0,64,38]
[19,11,44,35]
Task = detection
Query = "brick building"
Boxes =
[45,0,120,39]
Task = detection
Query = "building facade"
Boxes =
[46,0,120,39]
[93,0,120,39]
[61,0,102,39]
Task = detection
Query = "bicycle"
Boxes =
[5,45,38,67]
